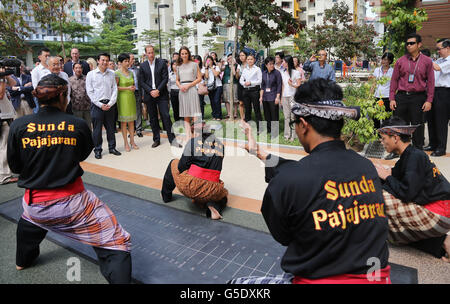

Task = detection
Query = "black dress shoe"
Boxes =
[136,131,143,137]
[384,152,399,160]
[109,148,122,156]
[431,150,446,157]
[423,145,435,151]
[151,141,160,148]
[95,151,102,159]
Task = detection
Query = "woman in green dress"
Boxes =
[115,53,138,152]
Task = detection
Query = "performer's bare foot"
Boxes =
[16,265,25,270]
[124,144,131,152]
[442,235,450,263]
[208,206,223,220]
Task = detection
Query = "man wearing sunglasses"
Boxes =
[426,39,450,157]
[389,33,435,155]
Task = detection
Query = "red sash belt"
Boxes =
[188,165,221,183]
[424,200,450,218]
[24,177,85,205]
[293,265,391,284]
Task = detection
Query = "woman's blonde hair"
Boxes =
[86,57,97,70]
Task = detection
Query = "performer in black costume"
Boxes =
[231,79,390,284]
[375,116,450,262]
[7,74,132,283]
[161,121,228,220]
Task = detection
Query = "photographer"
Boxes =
[0,66,18,184]
[7,62,35,117]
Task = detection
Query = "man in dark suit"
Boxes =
[138,45,180,148]
[7,63,35,117]
[63,48,90,77]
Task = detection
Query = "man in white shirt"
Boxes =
[31,48,51,113]
[239,54,263,132]
[47,57,71,113]
[426,39,450,157]
[86,53,121,159]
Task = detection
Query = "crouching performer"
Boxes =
[161,121,228,220]
[7,74,132,283]
[230,79,390,284]
[375,116,450,262]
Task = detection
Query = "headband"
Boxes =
[291,100,360,121]
[377,125,419,136]
[32,84,68,101]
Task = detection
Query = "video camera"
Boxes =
[0,57,20,122]
[0,56,22,77]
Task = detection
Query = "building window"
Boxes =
[132,18,137,26]
[132,3,136,12]
[155,18,158,24]
[281,2,291,9]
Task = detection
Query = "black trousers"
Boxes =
[262,100,279,135]
[170,90,180,122]
[134,90,143,132]
[427,87,450,151]
[91,104,117,153]
[243,89,262,131]
[16,218,132,284]
[145,98,175,143]
[199,94,205,119]
[394,92,427,148]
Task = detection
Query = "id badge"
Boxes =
[408,74,415,83]
[266,88,271,92]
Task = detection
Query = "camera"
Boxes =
[0,56,22,77]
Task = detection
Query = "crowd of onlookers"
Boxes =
[2,33,449,161]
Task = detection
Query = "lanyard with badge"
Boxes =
[408,54,421,83]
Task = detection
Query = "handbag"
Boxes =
[197,82,209,95]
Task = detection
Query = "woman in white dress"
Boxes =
[176,46,203,140]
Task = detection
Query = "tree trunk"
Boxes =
[229,8,240,121]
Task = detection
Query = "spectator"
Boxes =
[425,39,450,157]
[222,54,239,120]
[260,56,282,137]
[193,55,206,119]
[31,48,51,112]
[69,62,92,130]
[128,53,143,138]
[202,55,223,120]
[168,60,180,122]
[86,57,97,71]
[274,51,285,72]
[303,50,336,82]
[7,62,35,117]
[389,33,435,150]
[86,53,121,159]
[176,46,203,141]
[239,54,262,133]
[280,55,302,141]
[64,48,90,77]
[115,53,138,152]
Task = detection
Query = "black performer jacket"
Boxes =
[382,145,450,205]
[262,140,389,279]
[178,133,224,173]
[7,106,93,189]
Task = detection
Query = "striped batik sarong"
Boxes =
[382,190,450,245]
[21,189,131,252]
[228,272,294,284]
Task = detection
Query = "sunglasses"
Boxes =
[406,41,417,46]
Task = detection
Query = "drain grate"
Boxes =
[364,140,386,159]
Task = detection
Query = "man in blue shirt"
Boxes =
[303,50,336,82]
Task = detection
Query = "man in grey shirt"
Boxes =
[303,50,336,82]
